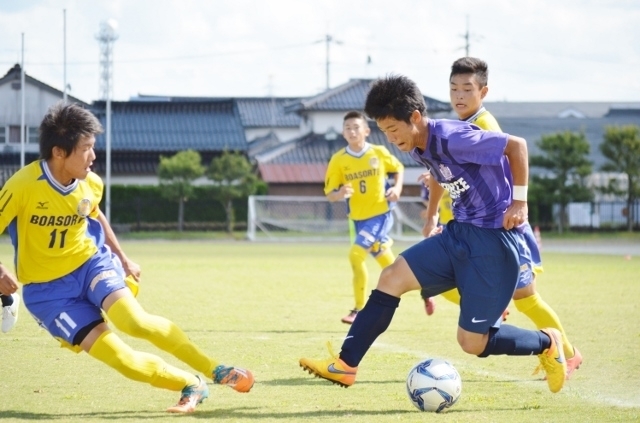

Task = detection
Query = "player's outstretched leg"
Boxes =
[299,343,357,387]
[534,328,567,393]
[213,365,255,392]
[106,296,255,392]
[166,375,209,414]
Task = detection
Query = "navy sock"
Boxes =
[0,295,12,307]
[339,289,400,367]
[479,325,551,357]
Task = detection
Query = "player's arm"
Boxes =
[96,210,141,281]
[324,157,353,201]
[422,174,444,237]
[0,184,21,295]
[503,134,529,230]
[0,263,19,296]
[385,170,404,202]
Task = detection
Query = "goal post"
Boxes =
[247,195,426,242]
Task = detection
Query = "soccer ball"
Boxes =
[406,358,462,412]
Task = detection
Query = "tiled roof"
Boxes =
[285,78,451,114]
[91,100,247,152]
[484,102,640,119]
[255,127,417,168]
[0,64,87,105]
[236,98,302,127]
[132,94,302,128]
[247,132,282,160]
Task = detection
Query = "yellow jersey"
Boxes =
[0,160,103,284]
[464,106,501,132]
[325,143,404,221]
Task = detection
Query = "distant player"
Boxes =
[0,102,254,414]
[325,111,404,324]
[421,57,582,378]
[300,74,568,394]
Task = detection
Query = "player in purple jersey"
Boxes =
[299,74,568,394]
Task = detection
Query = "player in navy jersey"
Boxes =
[300,74,567,394]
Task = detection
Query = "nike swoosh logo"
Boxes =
[327,364,355,375]
[344,336,354,340]
[471,317,487,323]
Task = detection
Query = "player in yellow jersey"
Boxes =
[0,102,254,413]
[325,111,404,324]
[421,57,582,379]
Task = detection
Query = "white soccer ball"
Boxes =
[406,358,462,412]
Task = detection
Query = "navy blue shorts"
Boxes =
[401,220,520,334]
[23,245,127,346]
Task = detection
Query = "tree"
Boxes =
[158,150,205,231]
[530,131,593,233]
[206,151,259,233]
[599,125,640,232]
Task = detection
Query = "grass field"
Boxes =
[0,239,639,422]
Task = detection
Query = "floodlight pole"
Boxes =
[20,33,25,168]
[97,20,118,222]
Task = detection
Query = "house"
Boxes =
[3,63,640,203]
[255,78,452,196]
[0,64,87,184]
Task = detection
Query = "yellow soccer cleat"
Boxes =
[299,343,358,387]
[533,328,567,393]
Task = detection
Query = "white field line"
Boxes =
[370,341,640,409]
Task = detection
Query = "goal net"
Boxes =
[247,195,426,242]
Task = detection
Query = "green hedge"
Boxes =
[101,183,268,229]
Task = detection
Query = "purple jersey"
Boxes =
[409,119,513,228]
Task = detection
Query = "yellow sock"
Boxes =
[348,244,369,310]
[107,297,219,376]
[440,288,461,305]
[88,330,197,391]
[514,293,575,358]
[373,249,394,269]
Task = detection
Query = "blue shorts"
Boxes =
[514,223,543,288]
[401,220,520,334]
[23,245,127,346]
[352,212,393,255]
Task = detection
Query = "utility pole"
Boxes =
[462,16,470,57]
[324,34,342,90]
[63,9,67,102]
[460,15,482,57]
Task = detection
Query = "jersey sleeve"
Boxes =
[324,154,343,195]
[380,146,404,174]
[449,127,509,166]
[0,178,22,234]
[85,172,104,219]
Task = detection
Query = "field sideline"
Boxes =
[0,239,639,422]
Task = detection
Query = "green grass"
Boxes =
[0,240,639,422]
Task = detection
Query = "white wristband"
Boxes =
[512,185,528,202]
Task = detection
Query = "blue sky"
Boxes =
[1,0,638,104]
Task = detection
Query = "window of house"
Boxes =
[9,126,21,143]
[0,126,5,144]
[28,127,38,144]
